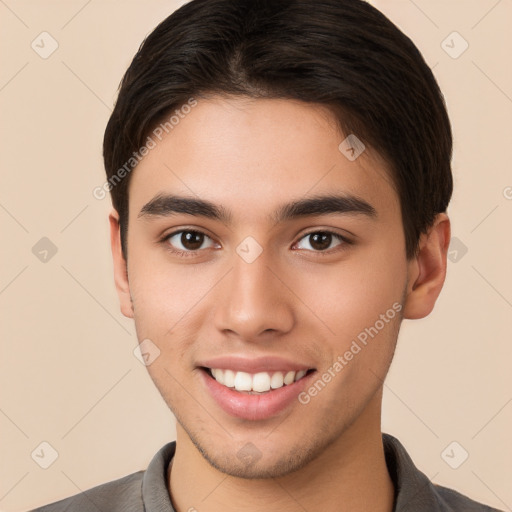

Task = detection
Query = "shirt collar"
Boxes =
[383,433,443,511]
[141,434,444,512]
[142,441,176,511]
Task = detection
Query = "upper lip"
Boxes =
[197,355,316,374]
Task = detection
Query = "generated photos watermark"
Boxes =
[92,97,198,200]
[298,301,403,405]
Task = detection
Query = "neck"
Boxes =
[168,393,394,512]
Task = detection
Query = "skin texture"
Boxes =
[109,96,450,512]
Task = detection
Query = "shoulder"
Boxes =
[27,469,145,512]
[433,483,504,512]
[27,441,176,512]
[382,433,504,512]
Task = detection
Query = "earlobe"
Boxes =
[109,209,134,319]
[403,213,451,320]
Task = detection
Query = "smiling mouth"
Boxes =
[201,367,316,394]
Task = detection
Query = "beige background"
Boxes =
[0,0,511,511]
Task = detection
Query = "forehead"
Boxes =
[128,96,399,222]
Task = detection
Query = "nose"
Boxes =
[213,250,295,341]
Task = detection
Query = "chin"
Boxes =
[199,447,313,479]
[185,424,336,480]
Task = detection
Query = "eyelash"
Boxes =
[159,229,352,258]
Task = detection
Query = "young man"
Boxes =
[31,0,502,511]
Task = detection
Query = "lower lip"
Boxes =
[200,369,315,421]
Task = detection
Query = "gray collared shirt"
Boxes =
[30,433,503,511]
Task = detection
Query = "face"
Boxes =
[116,96,412,478]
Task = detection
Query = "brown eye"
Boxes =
[180,231,204,250]
[309,232,332,250]
[296,231,346,252]
[165,230,215,253]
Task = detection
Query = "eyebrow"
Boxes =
[137,193,377,224]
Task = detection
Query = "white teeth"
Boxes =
[211,368,221,383]
[295,370,307,381]
[223,369,235,388]
[252,372,271,393]
[209,368,310,392]
[270,371,284,389]
[283,371,295,385]
[234,371,252,391]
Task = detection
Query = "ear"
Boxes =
[403,213,451,319]
[109,209,134,318]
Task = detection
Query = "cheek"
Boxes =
[127,254,221,368]
[302,254,405,337]
[299,264,404,406]
[296,249,406,396]
[128,250,211,318]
